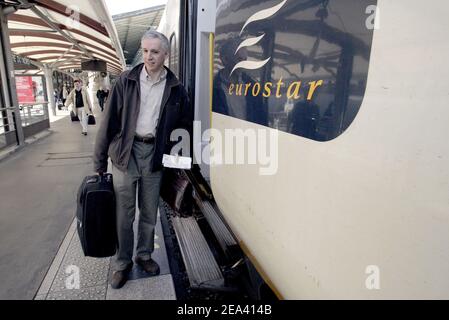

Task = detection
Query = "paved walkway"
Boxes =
[0,110,176,300]
[35,211,175,300]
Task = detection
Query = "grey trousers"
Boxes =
[112,141,162,271]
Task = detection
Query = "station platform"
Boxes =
[0,110,176,300]
[34,208,175,300]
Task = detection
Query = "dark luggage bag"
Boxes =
[160,169,192,214]
[70,110,79,121]
[76,173,117,258]
[87,114,96,125]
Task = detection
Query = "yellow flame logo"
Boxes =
[230,0,287,77]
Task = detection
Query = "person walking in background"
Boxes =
[61,84,68,109]
[53,89,59,107]
[96,88,106,112]
[103,88,109,107]
[65,79,93,135]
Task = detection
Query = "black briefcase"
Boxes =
[87,114,96,125]
[76,173,117,258]
[160,169,192,214]
[70,111,79,121]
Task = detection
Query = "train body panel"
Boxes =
[160,0,449,299]
[209,0,449,299]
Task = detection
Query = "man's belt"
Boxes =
[134,135,155,144]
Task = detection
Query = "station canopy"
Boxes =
[113,5,165,66]
[6,0,126,75]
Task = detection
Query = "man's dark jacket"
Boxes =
[93,64,192,173]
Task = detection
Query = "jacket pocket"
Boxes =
[108,135,121,164]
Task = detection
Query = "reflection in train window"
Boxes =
[169,33,179,77]
[213,0,377,141]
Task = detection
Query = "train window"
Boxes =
[169,33,179,77]
[213,0,377,141]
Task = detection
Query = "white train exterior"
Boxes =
[159,0,449,299]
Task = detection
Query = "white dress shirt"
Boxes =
[135,66,167,137]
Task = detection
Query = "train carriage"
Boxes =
[159,0,449,299]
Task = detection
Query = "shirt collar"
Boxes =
[141,66,167,83]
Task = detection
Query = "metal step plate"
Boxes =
[197,200,237,249]
[172,216,224,290]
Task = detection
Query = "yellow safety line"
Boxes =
[209,32,214,127]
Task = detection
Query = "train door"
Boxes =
[192,0,216,180]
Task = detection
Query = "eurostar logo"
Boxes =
[226,0,324,103]
[230,0,287,77]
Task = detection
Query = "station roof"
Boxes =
[7,0,126,75]
[112,5,165,66]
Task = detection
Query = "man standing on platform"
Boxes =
[93,30,192,289]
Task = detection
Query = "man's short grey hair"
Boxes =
[141,30,170,54]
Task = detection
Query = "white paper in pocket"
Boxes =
[162,154,192,169]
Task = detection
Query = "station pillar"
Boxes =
[88,71,100,113]
[0,5,25,146]
[43,66,56,116]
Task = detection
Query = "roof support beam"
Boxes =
[27,58,45,69]
[49,45,75,68]
[9,30,118,57]
[20,49,83,57]
[51,53,86,68]
[11,42,123,70]
[9,14,115,51]
[19,1,95,60]
[33,0,108,36]
[9,28,57,34]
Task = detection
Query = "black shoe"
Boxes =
[135,257,160,276]
[110,264,132,289]
[82,132,87,136]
